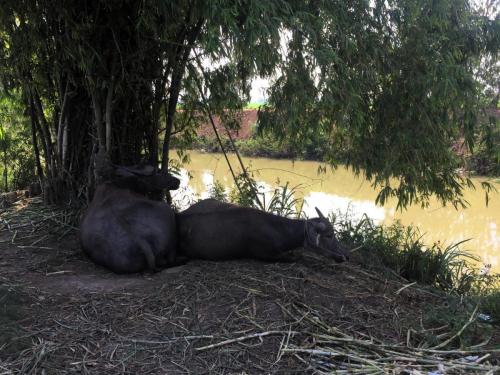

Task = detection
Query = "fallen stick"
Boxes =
[396,281,417,295]
[195,330,297,351]
[431,304,479,350]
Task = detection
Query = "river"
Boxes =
[172,151,500,272]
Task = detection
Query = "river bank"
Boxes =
[184,108,500,177]
[0,197,499,373]
[189,137,500,177]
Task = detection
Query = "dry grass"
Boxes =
[0,197,498,374]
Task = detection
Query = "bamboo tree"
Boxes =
[0,124,8,191]
[0,0,497,207]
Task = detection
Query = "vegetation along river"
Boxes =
[173,151,500,272]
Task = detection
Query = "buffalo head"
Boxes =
[94,149,180,195]
[113,164,180,195]
[305,207,349,263]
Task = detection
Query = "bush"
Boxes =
[334,214,499,295]
[208,180,228,202]
[0,94,37,192]
[181,125,332,162]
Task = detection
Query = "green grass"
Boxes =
[208,173,304,217]
[329,212,500,348]
[244,102,265,109]
[334,214,499,294]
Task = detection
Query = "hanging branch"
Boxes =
[190,63,264,209]
[193,52,264,210]
[189,65,243,198]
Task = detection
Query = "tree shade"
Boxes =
[0,0,498,207]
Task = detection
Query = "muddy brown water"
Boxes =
[173,151,500,272]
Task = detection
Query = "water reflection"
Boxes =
[172,151,500,271]
[303,192,386,223]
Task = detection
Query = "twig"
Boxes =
[195,331,297,351]
[119,335,214,345]
[431,304,479,350]
[17,245,54,250]
[45,270,74,276]
[396,282,417,295]
[348,245,364,253]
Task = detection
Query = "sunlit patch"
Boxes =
[302,192,386,224]
[479,264,492,276]
[256,181,274,206]
[171,169,198,210]
[201,171,214,188]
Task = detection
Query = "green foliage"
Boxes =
[256,0,500,208]
[235,136,293,159]
[208,180,228,202]
[225,171,303,217]
[244,102,264,110]
[263,182,304,218]
[236,132,330,161]
[186,124,331,161]
[0,0,498,206]
[467,114,500,176]
[0,93,35,192]
[478,290,500,324]
[229,171,260,208]
[0,286,31,355]
[410,297,495,349]
[331,211,500,346]
[187,136,232,154]
[410,264,499,348]
[335,214,498,296]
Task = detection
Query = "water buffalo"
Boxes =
[80,164,182,274]
[177,199,349,263]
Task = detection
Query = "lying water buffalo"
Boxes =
[80,163,182,274]
[177,199,349,263]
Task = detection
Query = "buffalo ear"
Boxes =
[306,220,326,246]
[315,207,327,219]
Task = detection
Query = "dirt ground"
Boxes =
[0,198,498,374]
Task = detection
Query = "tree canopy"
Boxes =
[0,0,498,207]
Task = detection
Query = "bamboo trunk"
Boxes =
[105,79,114,153]
[28,95,44,183]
